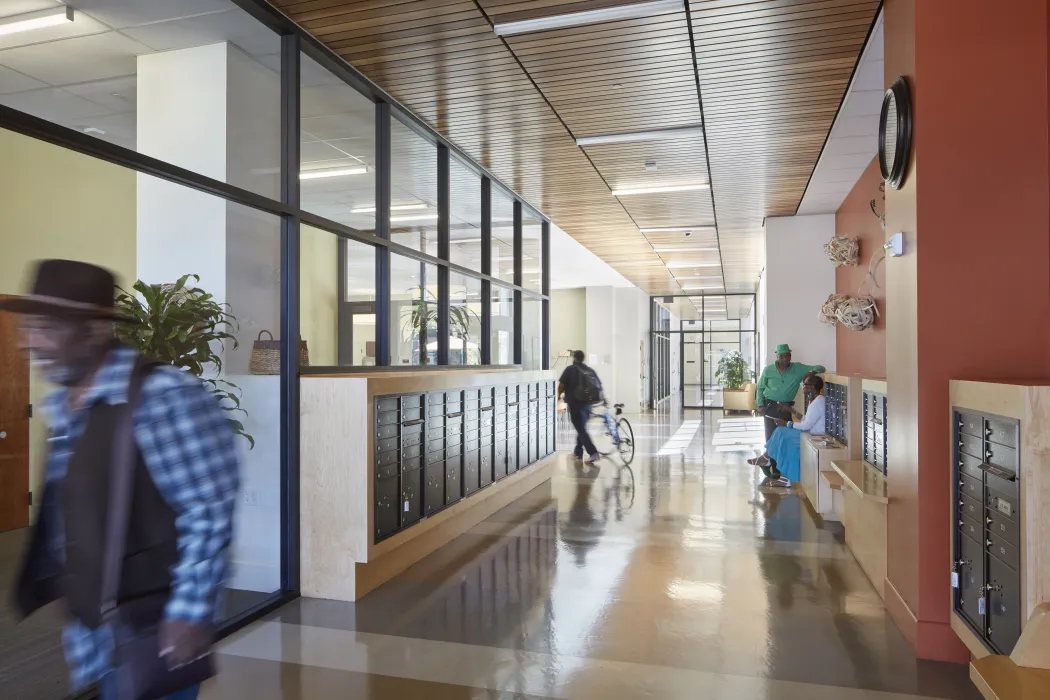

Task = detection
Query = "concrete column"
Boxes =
[134,43,282,594]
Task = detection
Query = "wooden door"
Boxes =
[0,299,30,531]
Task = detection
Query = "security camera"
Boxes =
[684,231,692,237]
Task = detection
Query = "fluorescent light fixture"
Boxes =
[299,167,368,180]
[493,0,680,36]
[666,262,721,269]
[452,237,483,244]
[577,125,704,147]
[351,203,427,214]
[653,247,719,253]
[612,183,710,197]
[391,214,439,223]
[640,227,716,234]
[682,286,722,291]
[0,6,74,37]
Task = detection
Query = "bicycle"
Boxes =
[593,401,636,465]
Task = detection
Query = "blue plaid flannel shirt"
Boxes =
[42,344,240,690]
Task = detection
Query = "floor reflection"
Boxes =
[213,409,981,700]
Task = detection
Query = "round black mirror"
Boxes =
[879,76,912,189]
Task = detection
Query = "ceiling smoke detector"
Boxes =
[644,161,658,171]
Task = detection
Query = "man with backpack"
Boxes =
[557,350,603,465]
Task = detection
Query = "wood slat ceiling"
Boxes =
[272,0,878,297]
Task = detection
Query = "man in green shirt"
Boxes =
[755,344,825,442]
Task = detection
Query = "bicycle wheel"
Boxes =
[616,418,635,464]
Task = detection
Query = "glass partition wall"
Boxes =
[649,294,758,409]
[0,3,551,696]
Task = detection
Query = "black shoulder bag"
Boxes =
[102,358,215,699]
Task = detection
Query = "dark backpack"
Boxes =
[572,364,604,404]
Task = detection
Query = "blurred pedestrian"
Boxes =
[4,260,240,700]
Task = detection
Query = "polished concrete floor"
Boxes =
[209,409,981,700]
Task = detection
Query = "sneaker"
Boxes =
[584,454,600,465]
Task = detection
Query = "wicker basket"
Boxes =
[249,330,309,375]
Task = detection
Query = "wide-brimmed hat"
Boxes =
[0,259,125,319]
[775,343,792,355]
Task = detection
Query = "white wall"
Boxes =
[763,214,836,371]
[613,287,649,410]
[550,288,586,368]
[584,286,617,399]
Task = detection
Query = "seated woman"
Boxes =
[748,376,825,488]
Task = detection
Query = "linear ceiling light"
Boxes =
[666,262,721,269]
[682,286,722,291]
[351,203,427,214]
[641,227,716,234]
[612,183,710,197]
[576,125,705,147]
[0,6,74,36]
[391,214,439,223]
[299,167,368,180]
[493,0,680,36]
[653,247,719,253]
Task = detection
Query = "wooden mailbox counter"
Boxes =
[300,368,558,601]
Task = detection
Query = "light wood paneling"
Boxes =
[273,0,879,293]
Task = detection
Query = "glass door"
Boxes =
[682,332,704,408]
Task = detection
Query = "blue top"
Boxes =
[43,344,240,689]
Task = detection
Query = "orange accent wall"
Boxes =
[835,157,886,378]
[883,0,1050,662]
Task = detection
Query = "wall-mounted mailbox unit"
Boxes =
[863,390,888,475]
[949,380,1050,660]
[824,381,848,445]
[374,380,556,543]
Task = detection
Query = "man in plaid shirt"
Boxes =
[4,260,239,700]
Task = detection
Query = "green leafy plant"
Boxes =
[115,274,254,448]
[401,288,479,364]
[715,351,751,391]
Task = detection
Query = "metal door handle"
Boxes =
[0,431,5,439]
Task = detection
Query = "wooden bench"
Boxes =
[969,604,1050,700]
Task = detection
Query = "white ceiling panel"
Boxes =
[797,10,884,216]
[120,9,278,56]
[0,31,150,85]
[62,74,135,111]
[0,64,45,94]
[67,0,232,29]
[0,86,113,121]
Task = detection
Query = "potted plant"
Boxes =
[115,274,254,448]
[716,351,753,413]
[402,288,479,365]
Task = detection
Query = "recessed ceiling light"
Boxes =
[577,125,705,148]
[493,0,680,36]
[0,7,74,37]
[391,214,439,223]
[640,226,716,233]
[682,286,722,291]
[351,203,427,214]
[299,167,368,180]
[612,183,710,197]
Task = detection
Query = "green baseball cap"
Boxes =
[775,344,792,355]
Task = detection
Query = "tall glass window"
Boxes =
[449,273,483,365]
[449,158,483,272]
[491,284,515,365]
[299,54,375,231]
[522,208,543,293]
[300,226,376,367]
[0,1,282,199]
[522,295,542,370]
[391,119,438,257]
[491,188,515,283]
[390,253,438,366]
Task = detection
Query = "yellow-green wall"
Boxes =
[299,224,338,367]
[0,129,137,507]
